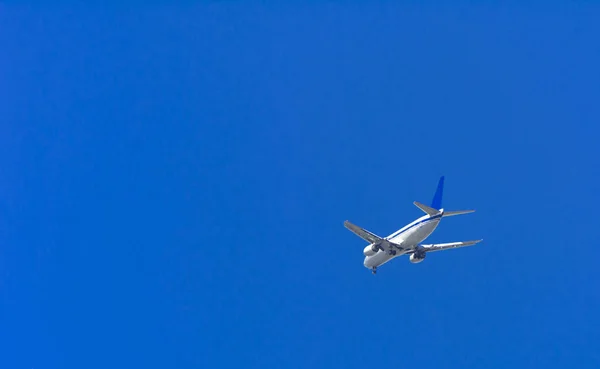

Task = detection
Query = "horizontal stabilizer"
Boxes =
[420,239,482,252]
[414,201,440,216]
[442,209,475,217]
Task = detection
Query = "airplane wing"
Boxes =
[344,221,406,252]
[420,239,482,252]
[343,220,382,244]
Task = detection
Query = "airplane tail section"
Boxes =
[415,176,444,215]
[431,176,444,210]
[423,176,476,217]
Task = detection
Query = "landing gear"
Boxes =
[372,267,377,275]
[387,250,397,256]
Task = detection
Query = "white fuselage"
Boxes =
[363,213,442,269]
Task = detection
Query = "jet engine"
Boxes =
[363,244,379,257]
[409,249,426,263]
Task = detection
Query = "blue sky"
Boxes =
[1,4,599,368]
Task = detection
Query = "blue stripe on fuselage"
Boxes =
[385,214,442,240]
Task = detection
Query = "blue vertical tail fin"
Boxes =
[431,176,444,210]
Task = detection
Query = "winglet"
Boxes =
[431,176,444,210]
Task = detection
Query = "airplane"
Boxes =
[344,176,482,274]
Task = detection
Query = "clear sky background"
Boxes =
[1,4,599,368]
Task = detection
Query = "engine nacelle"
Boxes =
[363,244,379,257]
[409,252,426,264]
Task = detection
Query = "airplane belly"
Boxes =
[389,220,438,243]
[406,220,439,245]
